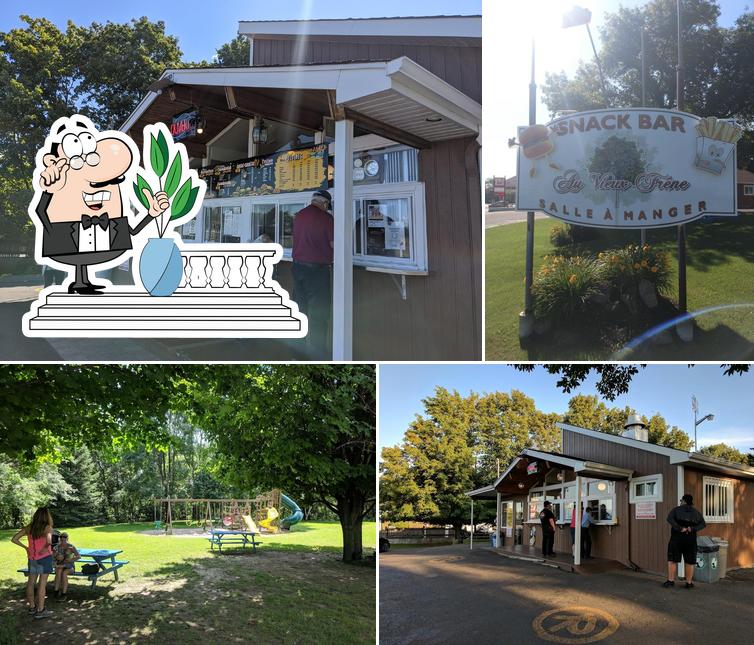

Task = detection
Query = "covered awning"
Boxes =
[467,449,634,499]
[670,452,754,479]
[121,56,481,153]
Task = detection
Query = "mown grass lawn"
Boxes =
[486,214,754,359]
[0,520,376,645]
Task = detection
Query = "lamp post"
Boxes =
[692,395,714,450]
[562,5,609,107]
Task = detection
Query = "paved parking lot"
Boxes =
[380,544,754,644]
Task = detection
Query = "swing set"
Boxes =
[153,491,283,535]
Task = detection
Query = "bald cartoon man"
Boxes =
[32,117,169,294]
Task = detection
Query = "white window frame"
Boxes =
[629,474,663,504]
[527,478,617,526]
[352,181,428,272]
[744,184,754,196]
[702,476,734,523]
[190,181,428,272]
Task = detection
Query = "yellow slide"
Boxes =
[258,507,280,533]
[241,515,259,533]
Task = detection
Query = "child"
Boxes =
[11,507,54,619]
[53,532,80,600]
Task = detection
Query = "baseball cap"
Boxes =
[681,494,693,505]
[312,189,332,202]
[543,500,552,507]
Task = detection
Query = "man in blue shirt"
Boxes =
[581,505,595,559]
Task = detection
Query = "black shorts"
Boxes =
[667,536,697,563]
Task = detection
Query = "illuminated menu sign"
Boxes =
[200,145,328,199]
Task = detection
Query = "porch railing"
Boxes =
[177,244,280,291]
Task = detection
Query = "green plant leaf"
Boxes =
[164,154,182,198]
[133,174,153,210]
[172,185,200,220]
[171,179,192,219]
[156,131,170,176]
[150,134,166,177]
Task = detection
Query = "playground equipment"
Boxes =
[259,507,280,533]
[153,491,303,534]
[280,493,304,530]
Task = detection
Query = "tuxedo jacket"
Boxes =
[35,192,153,258]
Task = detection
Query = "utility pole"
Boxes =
[640,26,647,246]
[676,0,688,319]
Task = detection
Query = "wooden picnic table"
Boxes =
[208,529,259,553]
[18,548,129,588]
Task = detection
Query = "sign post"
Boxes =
[676,0,690,336]
[520,39,537,340]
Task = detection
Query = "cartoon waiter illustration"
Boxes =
[31,115,169,294]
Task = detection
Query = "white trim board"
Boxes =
[238,16,481,39]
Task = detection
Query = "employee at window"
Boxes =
[292,189,333,358]
[539,500,557,558]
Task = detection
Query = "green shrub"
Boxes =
[549,224,571,247]
[532,255,602,320]
[597,244,673,296]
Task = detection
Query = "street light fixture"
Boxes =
[692,395,714,450]
[562,5,609,106]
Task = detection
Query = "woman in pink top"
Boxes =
[12,507,54,619]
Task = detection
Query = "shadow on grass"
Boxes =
[0,547,375,644]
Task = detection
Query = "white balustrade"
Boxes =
[177,244,279,292]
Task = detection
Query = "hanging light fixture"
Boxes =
[196,113,206,135]
[252,118,269,145]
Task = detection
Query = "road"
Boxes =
[0,275,309,361]
[380,544,754,644]
[486,207,550,228]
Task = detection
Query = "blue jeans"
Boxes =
[29,555,54,575]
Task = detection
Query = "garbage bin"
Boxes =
[695,536,720,583]
[710,537,729,578]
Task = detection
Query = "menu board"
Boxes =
[200,145,328,199]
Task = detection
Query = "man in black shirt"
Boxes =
[539,500,557,557]
[664,494,706,588]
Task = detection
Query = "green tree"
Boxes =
[0,457,73,528]
[562,394,633,434]
[380,392,476,541]
[699,442,749,464]
[53,445,106,527]
[515,364,749,401]
[0,16,183,243]
[646,413,694,450]
[187,365,375,563]
[215,35,250,67]
[0,365,184,460]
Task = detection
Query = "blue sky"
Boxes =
[379,364,754,454]
[0,0,481,63]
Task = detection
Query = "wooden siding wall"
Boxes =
[270,138,481,359]
[562,430,679,575]
[685,468,754,569]
[252,37,482,104]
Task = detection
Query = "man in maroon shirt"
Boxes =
[292,189,333,357]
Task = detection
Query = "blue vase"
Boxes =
[139,238,183,297]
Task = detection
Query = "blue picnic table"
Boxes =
[208,529,259,553]
[18,548,129,588]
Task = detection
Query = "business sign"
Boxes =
[170,109,199,142]
[516,109,741,228]
[493,176,506,196]
[635,501,656,520]
[527,461,539,475]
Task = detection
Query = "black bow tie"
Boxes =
[81,213,109,230]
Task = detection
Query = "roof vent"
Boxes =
[622,414,648,442]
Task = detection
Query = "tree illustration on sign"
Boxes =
[588,135,645,210]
